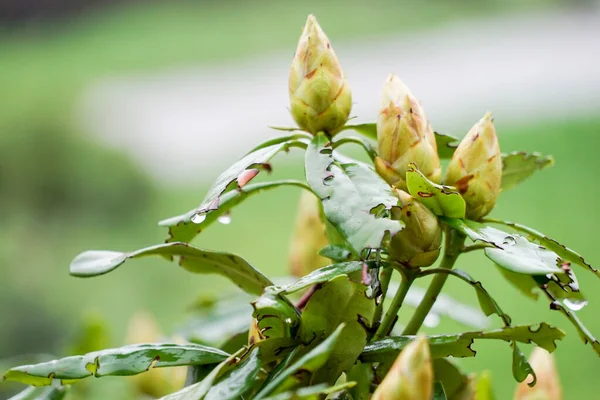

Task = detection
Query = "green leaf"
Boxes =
[204,347,263,400]
[432,359,472,400]
[279,261,373,294]
[254,324,345,399]
[406,163,466,218]
[501,152,554,191]
[3,343,229,386]
[261,382,357,400]
[434,132,460,159]
[442,218,564,275]
[545,296,600,356]
[318,245,355,262]
[305,133,403,254]
[194,139,307,216]
[70,242,272,295]
[252,289,301,341]
[483,218,598,279]
[511,342,536,386]
[8,386,68,400]
[361,323,564,364]
[433,382,448,400]
[160,180,312,244]
[346,362,373,400]
[299,276,376,384]
[341,123,377,139]
[248,133,312,153]
[332,136,377,161]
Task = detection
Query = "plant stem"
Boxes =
[373,267,393,326]
[402,228,466,335]
[462,243,494,253]
[373,271,414,340]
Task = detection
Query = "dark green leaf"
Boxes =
[432,359,472,400]
[299,276,376,384]
[361,322,564,364]
[511,342,536,386]
[442,218,564,275]
[279,261,373,294]
[254,325,345,399]
[160,180,312,244]
[501,152,554,191]
[8,386,68,400]
[318,245,355,262]
[305,133,403,254]
[406,163,466,218]
[252,289,301,341]
[204,347,262,400]
[433,381,448,400]
[341,123,377,140]
[346,362,373,400]
[194,140,306,215]
[262,382,357,400]
[3,343,229,386]
[483,218,598,279]
[70,242,272,295]
[434,132,460,159]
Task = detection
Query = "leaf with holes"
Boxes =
[70,243,272,295]
[501,152,554,191]
[3,344,228,386]
[160,180,312,244]
[406,163,466,218]
[305,133,402,254]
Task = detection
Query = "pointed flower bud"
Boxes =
[375,74,441,191]
[289,15,352,136]
[372,336,433,400]
[388,189,442,268]
[444,112,502,220]
[289,191,330,277]
[514,348,562,400]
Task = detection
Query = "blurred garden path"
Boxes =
[78,9,600,183]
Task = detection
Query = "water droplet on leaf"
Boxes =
[218,213,232,225]
[502,236,517,246]
[191,213,207,224]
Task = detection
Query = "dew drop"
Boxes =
[218,212,232,225]
[191,213,207,224]
[503,236,517,246]
[285,318,293,324]
[562,297,588,311]
[423,312,441,328]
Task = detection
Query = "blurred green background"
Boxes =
[1,0,599,398]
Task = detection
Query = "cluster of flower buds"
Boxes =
[289,15,352,136]
[372,336,433,400]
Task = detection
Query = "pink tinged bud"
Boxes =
[375,74,441,191]
[289,15,352,136]
[372,336,433,400]
[514,348,562,400]
[444,112,502,220]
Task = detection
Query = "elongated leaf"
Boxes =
[442,218,563,275]
[194,139,306,215]
[299,276,376,384]
[387,282,490,329]
[160,180,312,244]
[434,132,460,159]
[511,342,536,386]
[8,386,68,400]
[406,163,466,218]
[433,381,448,400]
[332,136,377,160]
[341,123,377,139]
[432,359,472,400]
[70,242,272,295]
[279,261,373,294]
[204,347,262,400]
[305,133,402,254]
[501,152,554,191]
[483,218,598,279]
[262,382,356,400]
[254,325,345,399]
[248,134,312,153]
[3,343,229,386]
[361,323,564,363]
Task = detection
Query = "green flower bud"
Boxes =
[289,191,330,277]
[372,336,433,400]
[375,74,441,191]
[388,189,442,268]
[444,112,502,220]
[514,348,562,400]
[289,15,352,136]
